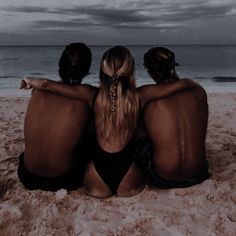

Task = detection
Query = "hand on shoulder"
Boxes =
[20,77,48,90]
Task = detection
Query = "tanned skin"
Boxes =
[23,89,90,177]
[139,81,208,181]
[22,78,196,196]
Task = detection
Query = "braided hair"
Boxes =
[95,46,139,144]
[109,75,119,113]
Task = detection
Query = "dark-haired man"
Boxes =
[18,43,94,191]
[140,47,209,188]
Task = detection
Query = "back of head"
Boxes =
[143,47,179,83]
[96,46,139,144]
[59,43,92,85]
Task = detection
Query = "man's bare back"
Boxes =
[24,89,90,177]
[143,85,208,181]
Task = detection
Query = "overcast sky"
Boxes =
[0,0,236,45]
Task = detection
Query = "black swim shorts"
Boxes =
[147,160,210,189]
[17,152,87,192]
[134,136,210,188]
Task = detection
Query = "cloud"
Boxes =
[1,0,236,44]
[34,19,184,31]
[2,1,236,32]
[26,5,186,30]
[1,5,51,13]
[34,19,101,29]
[163,2,236,21]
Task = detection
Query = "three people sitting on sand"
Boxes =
[18,43,209,197]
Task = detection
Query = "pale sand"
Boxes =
[0,93,235,236]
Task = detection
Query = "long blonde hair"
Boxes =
[95,46,139,145]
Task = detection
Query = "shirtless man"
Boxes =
[139,47,209,188]
[18,43,93,191]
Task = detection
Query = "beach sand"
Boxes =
[0,92,235,236]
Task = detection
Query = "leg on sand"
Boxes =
[117,162,146,197]
[83,162,113,198]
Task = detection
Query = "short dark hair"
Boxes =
[59,43,92,85]
[143,47,179,83]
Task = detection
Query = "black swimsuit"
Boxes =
[90,90,137,194]
[92,140,135,194]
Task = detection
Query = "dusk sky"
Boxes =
[0,0,236,45]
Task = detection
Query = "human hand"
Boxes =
[20,78,33,90]
[20,77,48,90]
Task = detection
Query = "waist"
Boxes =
[23,152,73,177]
[97,139,135,155]
[152,153,208,180]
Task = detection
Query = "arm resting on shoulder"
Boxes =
[20,77,96,106]
[138,79,197,106]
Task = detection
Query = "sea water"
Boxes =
[0,45,236,93]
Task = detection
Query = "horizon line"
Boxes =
[0,44,236,47]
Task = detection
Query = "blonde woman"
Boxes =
[21,46,196,197]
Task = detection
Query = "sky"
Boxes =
[0,0,236,45]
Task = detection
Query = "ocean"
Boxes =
[0,45,236,92]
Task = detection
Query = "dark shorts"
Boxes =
[147,161,210,189]
[17,132,95,191]
[17,152,88,192]
[134,137,210,189]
